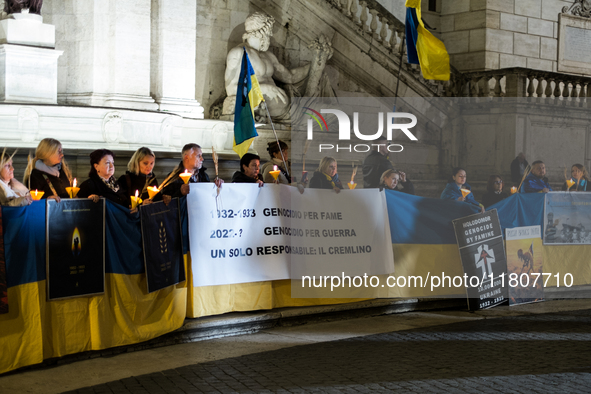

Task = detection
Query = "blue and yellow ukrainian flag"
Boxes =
[233,48,265,157]
[405,0,450,81]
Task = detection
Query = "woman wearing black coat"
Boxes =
[117,147,159,207]
[78,149,127,207]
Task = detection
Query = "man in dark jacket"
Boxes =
[362,136,393,188]
[511,152,528,184]
[521,160,552,193]
[160,143,223,200]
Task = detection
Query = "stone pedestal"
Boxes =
[0,15,62,104]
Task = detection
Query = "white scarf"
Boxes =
[35,160,61,177]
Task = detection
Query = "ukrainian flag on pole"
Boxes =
[405,0,450,81]
[233,47,265,157]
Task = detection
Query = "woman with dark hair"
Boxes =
[117,147,158,207]
[379,169,415,195]
[232,153,264,186]
[482,175,508,208]
[261,140,291,184]
[309,157,342,193]
[562,164,591,191]
[78,149,127,206]
[440,167,484,213]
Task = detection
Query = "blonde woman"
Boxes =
[23,138,72,201]
[309,157,342,193]
[117,147,158,207]
[0,149,32,206]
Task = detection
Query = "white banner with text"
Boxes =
[187,184,394,287]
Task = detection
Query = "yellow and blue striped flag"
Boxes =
[233,48,265,157]
[405,0,450,81]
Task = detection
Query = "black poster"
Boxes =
[46,199,105,300]
[0,208,7,314]
[140,199,185,293]
[452,209,508,310]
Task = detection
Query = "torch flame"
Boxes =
[71,227,81,256]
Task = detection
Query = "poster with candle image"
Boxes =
[46,199,105,300]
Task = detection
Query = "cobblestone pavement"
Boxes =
[64,308,591,393]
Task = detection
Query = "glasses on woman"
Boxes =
[494,180,503,185]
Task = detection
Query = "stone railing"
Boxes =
[447,68,591,105]
[325,0,461,96]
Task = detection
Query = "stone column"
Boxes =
[0,13,62,104]
[52,0,158,110]
[150,0,204,118]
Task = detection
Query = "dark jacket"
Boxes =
[309,171,343,190]
[78,174,128,207]
[510,157,529,183]
[521,173,552,193]
[481,191,508,208]
[160,162,211,199]
[28,168,71,199]
[231,171,263,183]
[379,179,415,195]
[561,178,591,192]
[363,150,393,188]
[117,171,158,207]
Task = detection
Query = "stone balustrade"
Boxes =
[446,68,591,106]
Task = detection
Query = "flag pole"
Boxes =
[394,33,406,110]
[261,101,291,180]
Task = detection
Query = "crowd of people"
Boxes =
[0,139,588,210]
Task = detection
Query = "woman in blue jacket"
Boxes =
[440,167,485,213]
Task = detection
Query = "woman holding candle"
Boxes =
[232,153,264,186]
[0,149,32,206]
[261,140,291,184]
[379,169,415,195]
[481,175,508,208]
[309,157,343,193]
[440,167,484,213]
[561,164,591,191]
[23,138,73,201]
[118,147,159,207]
[78,149,127,207]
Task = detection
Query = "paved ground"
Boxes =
[60,304,591,393]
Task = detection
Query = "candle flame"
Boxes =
[135,190,139,198]
[34,189,38,196]
[71,227,81,256]
[273,165,278,171]
[73,178,77,188]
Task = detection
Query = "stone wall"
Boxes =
[439,0,578,74]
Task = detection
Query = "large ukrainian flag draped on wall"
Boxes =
[405,0,450,81]
[233,47,265,157]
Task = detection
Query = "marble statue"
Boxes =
[223,12,334,124]
[4,0,43,15]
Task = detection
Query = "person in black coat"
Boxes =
[78,149,127,207]
[159,143,223,202]
[309,157,342,192]
[231,153,264,186]
[23,138,73,201]
[510,152,528,184]
[117,147,159,207]
[378,169,415,195]
[362,136,393,188]
[481,174,508,208]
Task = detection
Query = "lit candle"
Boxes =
[348,165,357,189]
[66,178,80,198]
[566,179,575,190]
[347,181,357,190]
[269,165,281,181]
[460,188,471,198]
[31,189,44,201]
[511,186,517,194]
[130,190,142,209]
[179,169,192,184]
[147,185,160,199]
